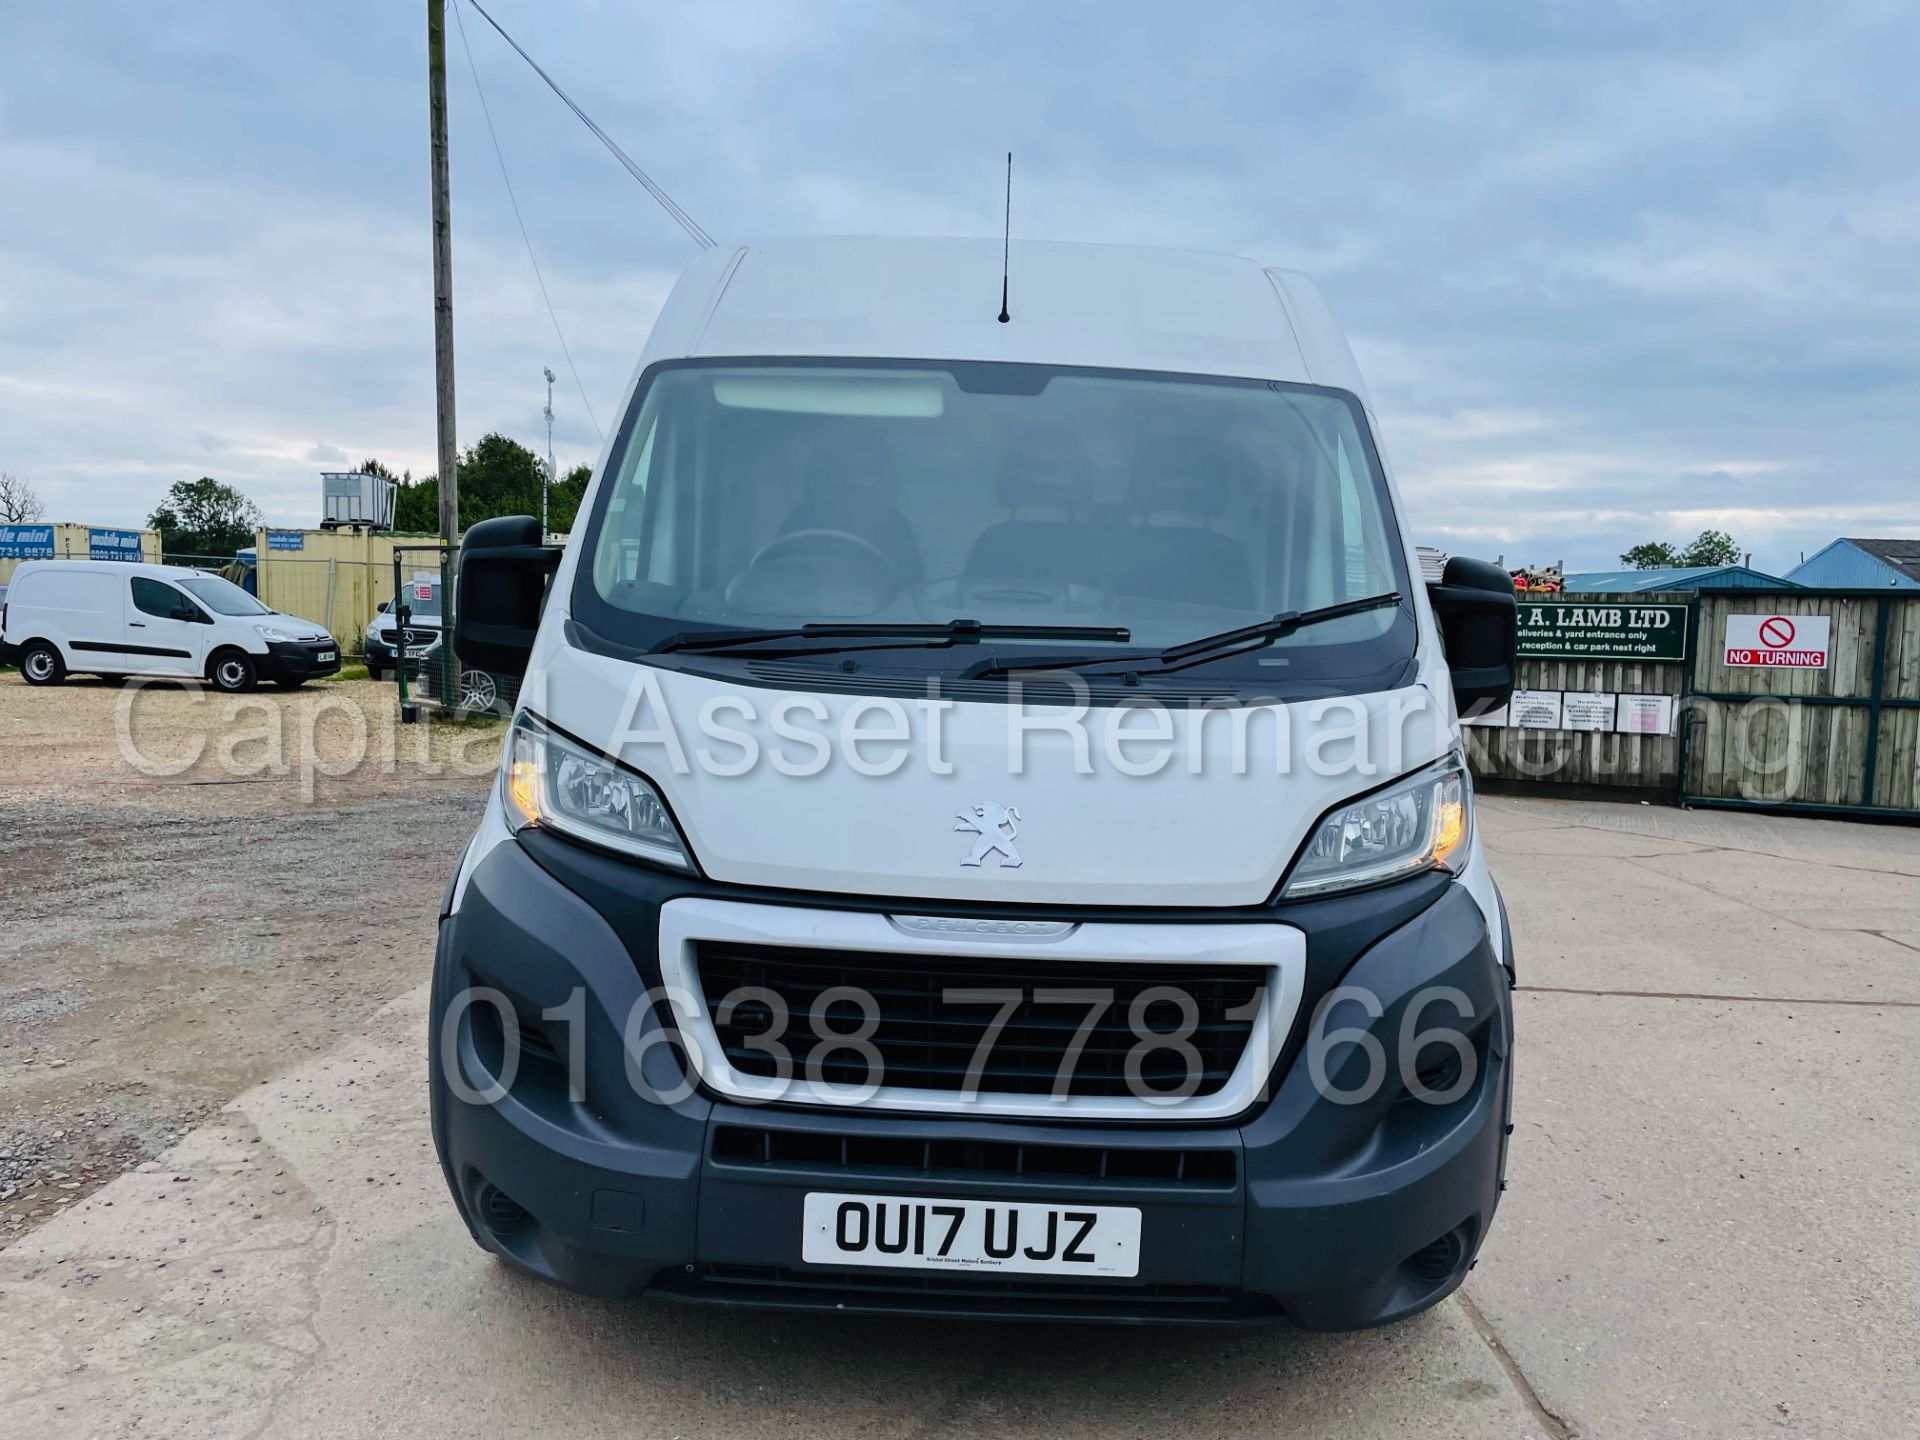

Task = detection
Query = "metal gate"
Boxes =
[1679,588,1920,819]
[388,543,520,718]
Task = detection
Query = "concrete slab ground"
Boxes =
[2,796,1915,1438]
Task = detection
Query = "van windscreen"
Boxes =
[574,359,1414,687]
[177,575,269,616]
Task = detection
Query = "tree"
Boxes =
[1619,541,1682,569]
[0,471,45,523]
[384,436,590,535]
[393,474,439,533]
[456,432,546,528]
[389,434,552,535]
[1620,530,1742,570]
[1678,529,1741,567]
[548,464,592,533]
[148,477,263,558]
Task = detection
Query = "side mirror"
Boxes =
[454,515,561,678]
[376,600,390,614]
[1427,556,1517,716]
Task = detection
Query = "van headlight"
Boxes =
[501,713,694,872]
[1281,759,1471,898]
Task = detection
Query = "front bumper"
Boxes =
[259,638,341,683]
[430,835,1513,1330]
[367,635,444,675]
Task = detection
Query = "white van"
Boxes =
[428,238,1519,1329]
[0,560,339,691]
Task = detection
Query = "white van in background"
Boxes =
[0,560,339,691]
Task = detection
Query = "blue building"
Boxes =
[1786,538,1920,590]
[1562,565,1795,594]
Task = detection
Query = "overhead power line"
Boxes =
[462,0,716,249]
[450,0,603,440]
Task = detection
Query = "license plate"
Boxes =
[802,1191,1141,1277]
[317,650,335,663]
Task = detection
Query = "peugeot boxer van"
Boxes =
[1,559,339,691]
[429,238,1519,1329]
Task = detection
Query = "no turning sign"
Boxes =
[1725,613,1831,669]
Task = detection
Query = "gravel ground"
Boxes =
[0,673,498,1242]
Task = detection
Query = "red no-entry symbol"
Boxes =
[1758,615,1795,649]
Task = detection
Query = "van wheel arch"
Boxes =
[207,647,259,693]
[17,639,67,686]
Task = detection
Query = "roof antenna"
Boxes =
[997,151,1013,323]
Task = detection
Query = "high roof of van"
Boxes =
[639,238,1371,405]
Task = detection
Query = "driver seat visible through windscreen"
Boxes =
[965,439,1112,589]
[777,436,924,586]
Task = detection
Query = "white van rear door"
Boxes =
[27,569,124,667]
[125,575,209,676]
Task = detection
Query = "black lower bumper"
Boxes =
[430,838,1513,1330]
[259,639,341,683]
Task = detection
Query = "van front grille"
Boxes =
[693,943,1264,1101]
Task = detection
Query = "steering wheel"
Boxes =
[725,528,904,616]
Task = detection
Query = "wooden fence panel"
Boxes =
[1465,592,1688,791]
[1468,588,1919,816]
[1684,590,1919,817]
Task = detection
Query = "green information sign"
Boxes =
[1515,601,1688,662]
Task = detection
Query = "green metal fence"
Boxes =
[387,543,520,719]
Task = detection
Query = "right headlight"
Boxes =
[1281,758,1471,898]
[501,712,694,872]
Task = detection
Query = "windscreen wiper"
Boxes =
[963,592,1404,679]
[654,618,1131,658]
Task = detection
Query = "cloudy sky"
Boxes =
[3,0,1915,572]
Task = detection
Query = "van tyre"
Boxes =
[19,641,66,687]
[209,649,258,694]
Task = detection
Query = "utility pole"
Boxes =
[428,0,459,553]
[542,366,556,537]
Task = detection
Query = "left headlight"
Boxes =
[1281,757,1471,899]
[501,712,693,872]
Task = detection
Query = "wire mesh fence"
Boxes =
[386,544,520,719]
[252,556,402,659]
